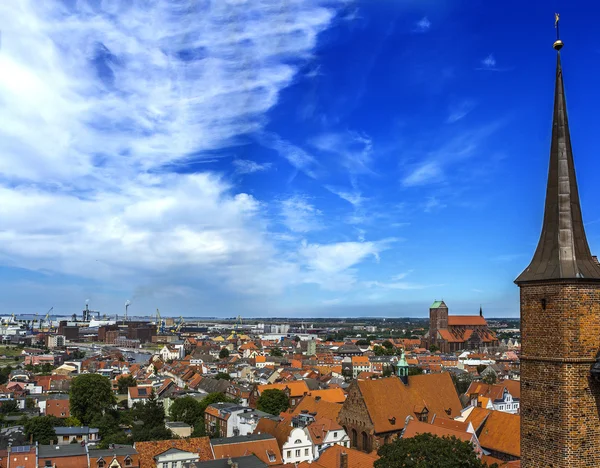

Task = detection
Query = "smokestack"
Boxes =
[125,300,131,321]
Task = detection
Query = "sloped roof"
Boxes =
[430,301,447,309]
[307,444,378,468]
[464,407,492,432]
[448,316,487,326]
[477,411,520,457]
[402,419,474,443]
[135,437,212,468]
[305,388,346,403]
[211,434,282,466]
[281,395,343,423]
[355,374,462,434]
[257,381,309,398]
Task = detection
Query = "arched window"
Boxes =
[351,429,357,448]
[362,431,369,452]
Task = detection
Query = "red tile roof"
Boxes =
[212,436,283,466]
[135,437,212,468]
[448,315,488,326]
[354,374,462,434]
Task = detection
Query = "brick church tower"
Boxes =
[515,28,600,467]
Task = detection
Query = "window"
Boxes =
[287,451,291,458]
[98,460,105,468]
[295,450,300,457]
[291,399,295,405]
[268,453,276,462]
[304,448,309,456]
[63,436,70,442]
[125,457,132,466]
[45,462,53,467]
[294,439,302,444]
[333,431,338,438]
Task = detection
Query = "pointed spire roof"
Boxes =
[516,47,600,283]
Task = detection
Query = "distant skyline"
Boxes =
[1,1,599,318]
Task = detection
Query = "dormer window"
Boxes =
[389,417,396,425]
[124,456,132,467]
[98,459,105,468]
[418,409,429,422]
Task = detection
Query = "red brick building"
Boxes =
[423,301,498,352]
[337,373,462,453]
[515,36,600,467]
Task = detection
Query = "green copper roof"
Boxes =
[430,300,447,309]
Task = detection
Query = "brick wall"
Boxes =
[337,382,401,453]
[520,281,600,467]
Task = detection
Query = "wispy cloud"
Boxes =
[325,185,366,207]
[402,162,444,187]
[413,17,431,33]
[260,133,320,179]
[423,196,447,213]
[300,238,397,290]
[310,131,374,176]
[280,196,323,233]
[233,159,272,175]
[476,54,510,72]
[401,121,503,187]
[447,100,476,123]
[0,0,350,304]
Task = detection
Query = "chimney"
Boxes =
[340,451,348,468]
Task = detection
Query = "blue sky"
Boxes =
[0,1,599,318]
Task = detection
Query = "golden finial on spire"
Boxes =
[554,13,564,50]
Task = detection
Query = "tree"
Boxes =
[24,416,62,445]
[219,347,230,359]
[375,433,496,468]
[71,350,85,360]
[476,364,487,375]
[373,345,386,356]
[70,374,116,425]
[483,372,497,385]
[65,416,82,427]
[451,372,474,395]
[170,396,203,426]
[429,345,440,353]
[270,347,283,357]
[0,366,12,385]
[257,389,289,415]
[408,367,424,376]
[0,399,19,414]
[382,366,393,378]
[214,372,231,381]
[117,375,138,394]
[356,339,370,346]
[131,390,172,442]
[25,397,36,410]
[382,340,394,350]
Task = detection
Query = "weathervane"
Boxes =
[554,13,563,50]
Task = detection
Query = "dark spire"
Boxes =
[516,39,600,283]
[479,305,483,317]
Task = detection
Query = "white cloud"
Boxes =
[260,133,320,178]
[280,196,323,233]
[299,239,395,291]
[481,54,496,68]
[414,17,431,33]
[325,186,366,207]
[447,100,476,123]
[233,159,272,175]
[0,0,358,304]
[310,131,374,175]
[402,161,443,187]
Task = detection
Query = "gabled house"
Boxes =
[337,373,462,453]
[128,386,153,408]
